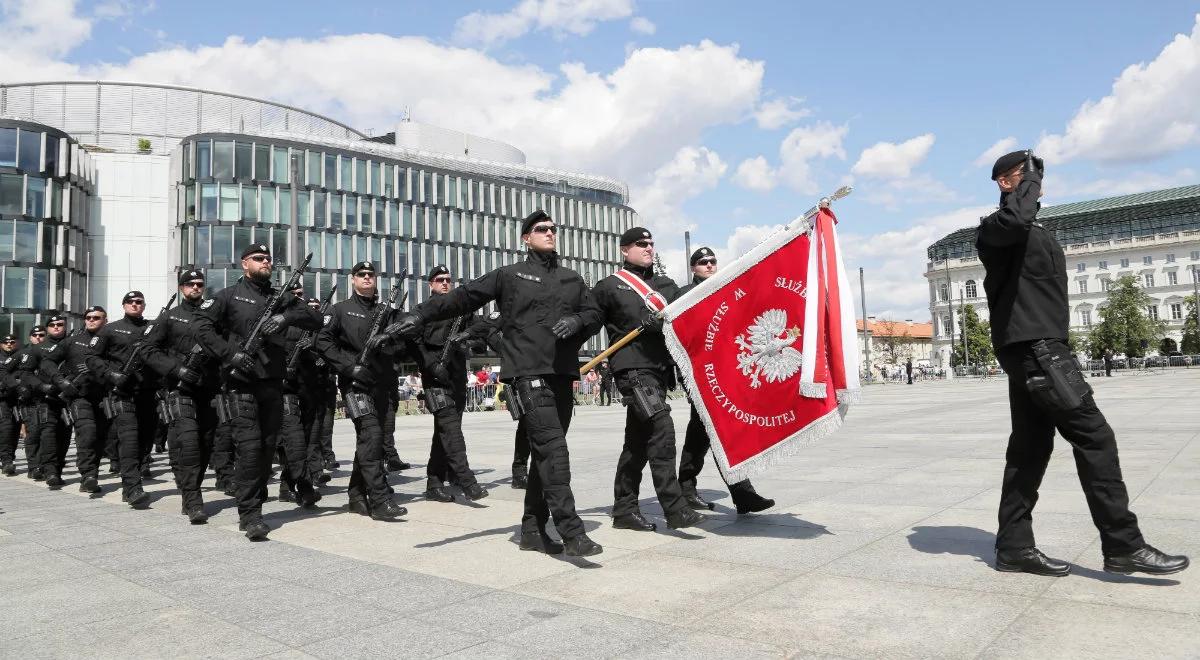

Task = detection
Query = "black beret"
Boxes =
[122,290,145,303]
[178,267,205,285]
[30,325,45,335]
[620,227,653,246]
[240,243,270,259]
[520,210,551,235]
[351,260,375,275]
[690,247,715,267]
[427,265,450,281]
[47,314,67,324]
[991,150,1027,180]
[2,334,16,342]
[84,305,106,315]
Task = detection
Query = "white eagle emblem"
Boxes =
[323,314,332,326]
[200,299,214,309]
[734,309,802,389]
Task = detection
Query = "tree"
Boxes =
[872,318,914,364]
[1088,275,1165,357]
[652,253,668,277]
[1068,329,1086,355]
[1182,294,1200,354]
[1159,337,1178,354]
[951,303,994,367]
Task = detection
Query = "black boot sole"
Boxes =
[1103,561,1189,576]
[995,561,1070,577]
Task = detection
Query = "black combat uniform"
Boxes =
[675,266,774,515]
[43,308,109,493]
[86,296,160,504]
[12,326,45,478]
[18,317,70,487]
[597,362,613,406]
[277,323,318,501]
[976,151,1186,576]
[589,248,697,531]
[397,211,601,556]
[287,300,336,487]
[143,271,220,523]
[0,336,21,475]
[192,247,322,538]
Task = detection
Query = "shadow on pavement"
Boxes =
[906,525,1180,585]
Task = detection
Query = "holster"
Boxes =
[61,404,76,426]
[213,392,254,423]
[282,393,301,417]
[12,406,23,423]
[626,372,669,421]
[424,387,455,413]
[1028,340,1092,412]
[505,378,542,421]
[343,391,376,420]
[163,391,195,424]
[100,395,129,420]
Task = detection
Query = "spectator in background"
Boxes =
[584,369,599,404]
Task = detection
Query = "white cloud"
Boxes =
[629,145,727,239]
[732,156,778,192]
[851,133,935,180]
[454,0,635,48]
[973,136,1019,168]
[629,16,655,35]
[861,173,960,211]
[0,0,92,60]
[752,96,809,130]
[1037,14,1200,163]
[777,121,849,194]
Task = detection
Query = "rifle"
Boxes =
[343,277,406,419]
[229,252,313,381]
[101,293,177,418]
[116,292,178,382]
[285,282,337,379]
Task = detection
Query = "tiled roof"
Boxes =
[856,319,933,339]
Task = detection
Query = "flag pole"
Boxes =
[582,186,854,377]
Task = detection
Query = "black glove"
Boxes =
[294,336,314,351]
[16,385,32,402]
[37,381,57,396]
[348,364,376,390]
[229,351,257,375]
[448,330,473,344]
[172,365,201,387]
[261,313,288,336]
[550,315,583,339]
[640,313,664,334]
[384,312,422,339]
[1024,150,1044,176]
[53,375,79,398]
[107,371,129,389]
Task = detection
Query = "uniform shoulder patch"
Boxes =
[19,355,28,363]
[488,311,501,320]
[89,337,98,347]
[143,325,154,336]
[200,299,214,309]
[323,314,332,326]
[516,272,542,283]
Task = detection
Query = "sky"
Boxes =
[3,0,1200,320]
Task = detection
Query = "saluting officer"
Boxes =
[588,227,702,532]
[13,325,46,478]
[0,333,21,476]
[978,151,1187,576]
[378,210,602,557]
[192,244,323,540]
[18,314,70,489]
[43,306,111,495]
[143,268,217,524]
[314,260,407,521]
[406,265,489,503]
[675,248,774,515]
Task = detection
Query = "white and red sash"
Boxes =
[613,269,667,313]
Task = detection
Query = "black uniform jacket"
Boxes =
[41,329,105,400]
[85,315,162,392]
[413,250,600,382]
[404,294,491,391]
[315,291,405,387]
[144,296,221,392]
[974,170,1069,349]
[0,349,19,402]
[588,261,681,373]
[192,276,322,382]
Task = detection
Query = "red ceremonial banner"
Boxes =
[664,220,846,482]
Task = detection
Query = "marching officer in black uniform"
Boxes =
[19,314,71,489]
[377,210,602,556]
[589,227,702,532]
[276,283,313,504]
[675,247,775,515]
[314,260,407,521]
[85,292,160,507]
[0,333,21,476]
[13,325,46,478]
[144,268,217,524]
[978,150,1187,576]
[293,296,336,487]
[43,306,110,495]
[406,265,489,503]
[192,244,323,540]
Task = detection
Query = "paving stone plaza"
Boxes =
[1,370,1197,659]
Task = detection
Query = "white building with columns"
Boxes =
[925,185,1200,368]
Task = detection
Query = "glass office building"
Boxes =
[0,118,94,337]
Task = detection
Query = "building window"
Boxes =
[943,315,952,337]
[938,281,949,302]
[1144,273,1155,288]
[0,127,16,167]
[1171,303,1183,320]
[964,279,977,299]
[1120,258,1130,268]
[18,129,41,171]
[212,141,233,179]
[1191,250,1200,261]
[1080,309,1092,327]
[1143,255,1153,265]
[1146,305,1159,321]
[1076,263,1086,272]
[1166,253,1176,263]
[1194,268,1200,283]
[1099,260,1107,270]
[1078,279,1088,294]
[1167,271,1178,285]
[1101,278,1112,291]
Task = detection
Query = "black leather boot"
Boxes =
[1104,545,1190,575]
[613,512,657,531]
[79,476,100,494]
[665,508,704,530]
[519,530,565,555]
[563,534,603,557]
[683,492,715,511]
[123,486,151,509]
[462,484,489,501]
[425,486,455,502]
[348,499,371,516]
[995,547,1070,576]
[371,499,407,520]
[239,519,270,541]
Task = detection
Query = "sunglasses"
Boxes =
[633,240,654,248]
[85,315,105,321]
[181,281,205,288]
[431,277,452,283]
[1,339,14,344]
[696,258,717,266]
[531,224,558,235]
[125,300,145,305]
[247,255,272,263]
[354,272,376,278]
[32,332,46,338]
[48,321,65,327]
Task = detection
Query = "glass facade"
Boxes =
[173,134,633,354]
[0,120,93,338]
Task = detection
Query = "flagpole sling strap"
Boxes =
[578,269,665,375]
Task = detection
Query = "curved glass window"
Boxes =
[355,159,367,194]
[195,225,210,263]
[212,225,233,264]
[0,128,16,167]
[241,186,258,221]
[219,184,239,220]
[235,142,253,179]
[0,174,21,215]
[254,144,270,181]
[4,267,28,307]
[0,220,12,260]
[339,156,351,192]
[261,187,276,223]
[32,268,49,308]
[324,154,336,189]
[200,184,218,220]
[17,130,40,171]
[307,150,321,187]
[213,141,234,179]
[196,140,211,179]
[14,221,37,262]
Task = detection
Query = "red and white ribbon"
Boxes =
[614,269,667,313]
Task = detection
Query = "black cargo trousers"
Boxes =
[110,388,159,496]
[995,338,1144,556]
[36,399,70,479]
[510,375,585,539]
[165,388,218,510]
[301,388,335,476]
[20,397,41,471]
[276,389,319,495]
[225,378,314,524]
[611,368,687,518]
[425,385,478,491]
[679,403,758,507]
[343,384,397,510]
[0,400,17,467]
[69,396,109,484]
